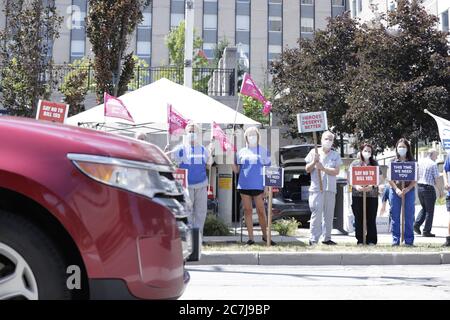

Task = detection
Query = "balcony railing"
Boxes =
[46,65,236,96]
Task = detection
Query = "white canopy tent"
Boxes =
[66,78,259,136]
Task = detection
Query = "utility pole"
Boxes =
[184,0,194,88]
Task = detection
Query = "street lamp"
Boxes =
[184,0,194,88]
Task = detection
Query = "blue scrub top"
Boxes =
[236,146,271,190]
[174,144,208,185]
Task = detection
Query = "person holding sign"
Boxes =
[349,144,380,245]
[305,131,343,245]
[443,153,450,247]
[167,121,214,236]
[232,127,275,246]
[387,138,417,246]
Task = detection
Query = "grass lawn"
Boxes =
[203,242,450,252]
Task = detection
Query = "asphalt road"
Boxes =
[181,265,450,300]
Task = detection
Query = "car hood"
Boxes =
[0,117,172,166]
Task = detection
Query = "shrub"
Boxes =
[271,218,300,236]
[203,214,231,236]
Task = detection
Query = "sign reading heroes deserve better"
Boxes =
[36,100,69,123]
[389,162,417,181]
[263,166,284,188]
[297,111,328,133]
[350,166,379,186]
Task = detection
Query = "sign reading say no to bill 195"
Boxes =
[297,111,328,133]
[36,100,69,124]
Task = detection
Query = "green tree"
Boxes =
[345,0,450,150]
[86,0,150,102]
[242,92,271,126]
[0,0,62,117]
[213,37,230,67]
[165,21,205,67]
[59,58,91,117]
[270,12,360,141]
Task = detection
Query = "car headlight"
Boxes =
[67,154,182,199]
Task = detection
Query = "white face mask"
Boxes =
[397,147,407,157]
[322,140,333,150]
[187,132,197,141]
[247,136,258,146]
[362,151,371,161]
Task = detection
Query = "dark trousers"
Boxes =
[352,196,378,244]
[415,184,436,233]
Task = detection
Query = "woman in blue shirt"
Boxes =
[232,127,275,245]
[168,122,213,237]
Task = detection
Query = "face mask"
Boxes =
[188,133,197,141]
[248,136,258,146]
[362,151,371,161]
[397,147,407,157]
[322,140,333,149]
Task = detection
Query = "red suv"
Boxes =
[0,117,192,300]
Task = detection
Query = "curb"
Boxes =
[187,251,450,266]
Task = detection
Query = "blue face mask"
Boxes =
[188,133,197,141]
[397,147,407,157]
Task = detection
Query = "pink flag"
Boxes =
[104,92,134,122]
[167,104,189,135]
[240,73,272,116]
[212,122,236,152]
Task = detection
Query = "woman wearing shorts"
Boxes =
[232,127,275,245]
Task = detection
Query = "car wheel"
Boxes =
[0,211,73,300]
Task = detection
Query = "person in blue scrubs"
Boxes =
[167,122,213,237]
[232,127,275,245]
[387,138,417,246]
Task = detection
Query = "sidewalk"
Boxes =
[188,205,450,266]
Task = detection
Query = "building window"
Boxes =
[136,4,152,64]
[301,0,313,5]
[203,0,218,60]
[358,0,362,13]
[203,14,217,30]
[352,0,357,17]
[171,0,185,29]
[442,10,449,32]
[268,0,282,67]
[236,15,250,31]
[332,0,346,17]
[332,0,344,6]
[236,0,250,69]
[70,40,85,57]
[70,0,87,62]
[300,17,314,33]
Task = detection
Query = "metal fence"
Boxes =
[47,65,235,96]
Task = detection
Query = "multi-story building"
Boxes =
[0,0,349,87]
[350,0,449,35]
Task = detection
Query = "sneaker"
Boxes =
[309,240,317,246]
[404,243,415,247]
[262,237,277,246]
[245,239,255,245]
[368,243,376,246]
[414,224,421,235]
[443,236,450,247]
[322,240,337,245]
[422,232,435,237]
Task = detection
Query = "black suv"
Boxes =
[271,144,316,226]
